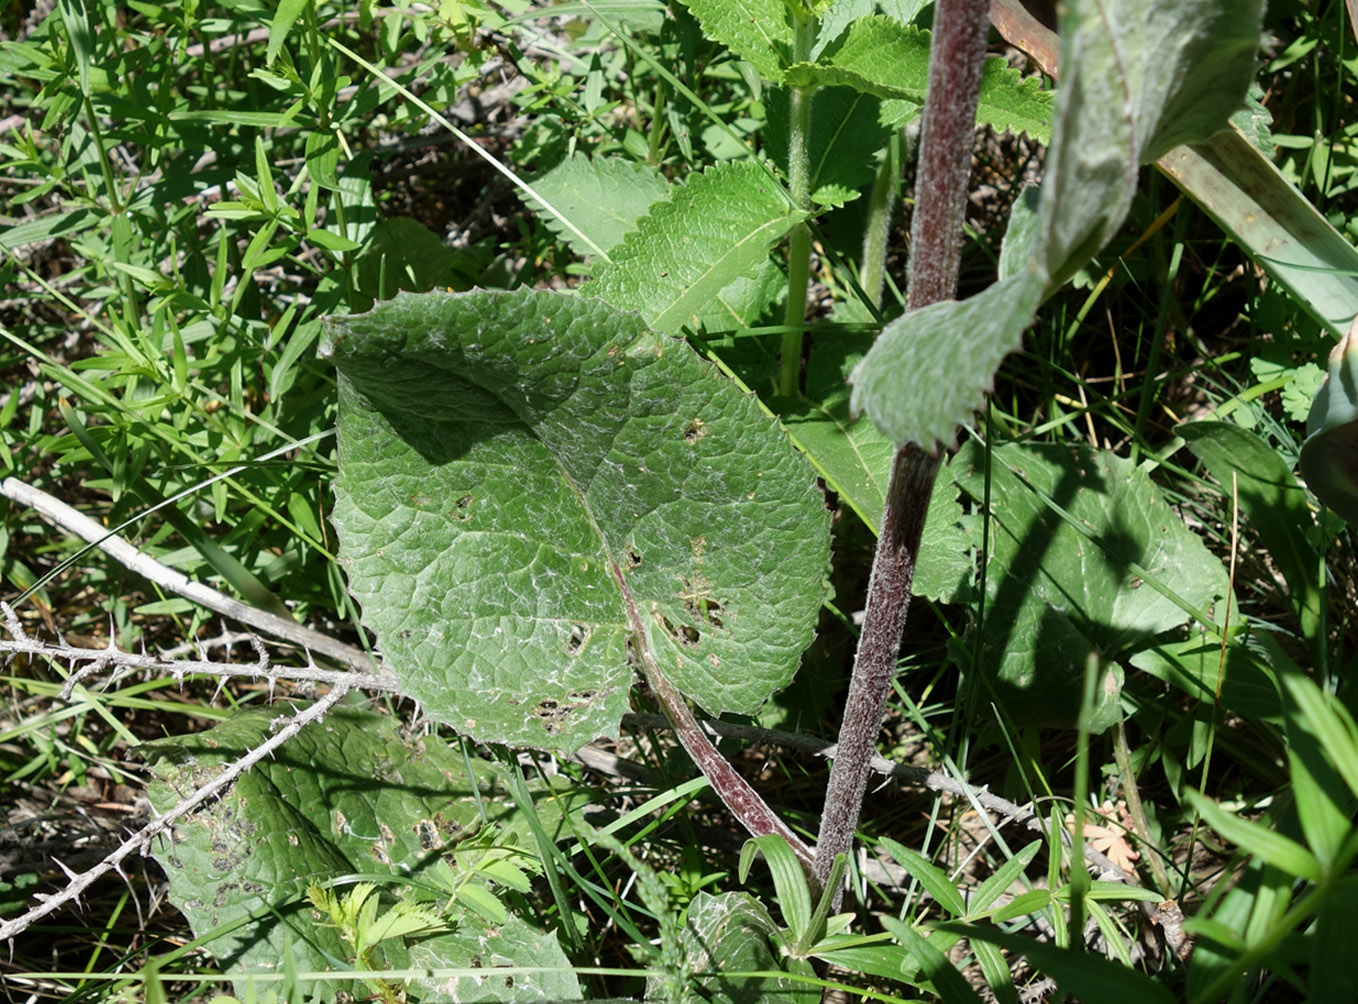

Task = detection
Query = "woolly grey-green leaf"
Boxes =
[850,0,1263,450]
[144,707,578,1003]
[322,289,830,753]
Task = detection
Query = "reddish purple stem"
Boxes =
[813,0,993,889]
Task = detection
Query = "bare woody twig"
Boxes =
[0,687,350,943]
[0,477,373,670]
[0,604,398,697]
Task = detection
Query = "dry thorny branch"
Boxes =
[0,477,1180,956]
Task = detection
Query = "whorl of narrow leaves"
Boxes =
[850,0,1265,451]
[322,289,831,754]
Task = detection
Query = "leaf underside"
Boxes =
[323,289,830,754]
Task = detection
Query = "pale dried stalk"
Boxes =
[1,477,372,669]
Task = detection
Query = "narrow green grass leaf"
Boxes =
[936,923,1178,1004]
[1179,421,1326,660]
[587,161,806,334]
[1282,674,1358,807]
[1184,790,1324,883]
[679,0,791,80]
[1312,874,1358,1004]
[323,289,830,752]
[55,0,93,95]
[267,0,309,66]
[1160,130,1358,339]
[520,154,669,259]
[741,835,813,940]
[879,838,967,918]
[881,918,985,1004]
[967,841,1041,916]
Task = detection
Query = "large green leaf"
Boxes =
[849,269,1045,452]
[144,707,580,1003]
[322,289,830,753]
[679,0,791,81]
[519,154,670,260]
[406,917,584,1003]
[586,161,806,334]
[666,891,819,1004]
[850,0,1264,451]
[952,441,1230,725]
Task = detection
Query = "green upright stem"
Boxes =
[774,15,818,398]
[814,0,992,892]
[859,132,901,311]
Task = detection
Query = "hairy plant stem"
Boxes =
[814,0,992,890]
[774,14,818,398]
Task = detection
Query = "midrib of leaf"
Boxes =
[652,214,802,332]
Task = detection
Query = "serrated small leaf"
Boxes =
[587,161,806,334]
[849,269,1044,452]
[521,154,670,258]
[323,289,830,753]
[454,883,510,925]
[680,0,791,80]
[361,900,447,948]
[789,19,1052,142]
